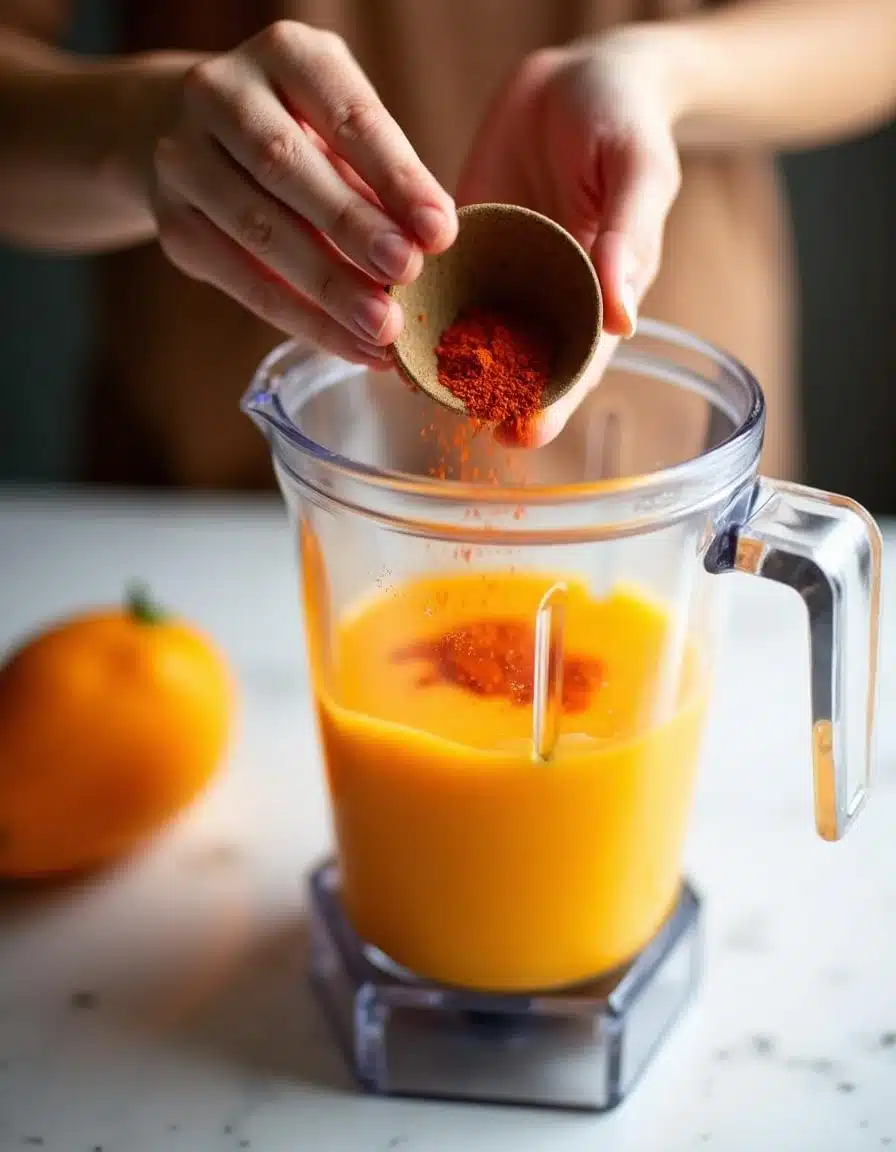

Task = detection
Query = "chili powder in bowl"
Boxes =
[388,203,602,424]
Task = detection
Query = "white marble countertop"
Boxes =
[0,487,894,1152]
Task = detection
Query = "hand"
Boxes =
[458,30,682,445]
[149,21,457,369]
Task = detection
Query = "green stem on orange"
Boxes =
[126,584,168,625]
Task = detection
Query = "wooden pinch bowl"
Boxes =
[388,203,603,416]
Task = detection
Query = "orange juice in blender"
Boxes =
[304,530,709,992]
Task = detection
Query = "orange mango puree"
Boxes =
[306,560,708,992]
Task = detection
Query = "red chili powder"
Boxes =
[435,306,553,426]
[392,619,604,714]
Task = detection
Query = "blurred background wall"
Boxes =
[1,1,894,510]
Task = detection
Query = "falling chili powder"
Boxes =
[435,305,553,427]
[392,619,604,715]
[406,314,559,696]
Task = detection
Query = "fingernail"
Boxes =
[353,295,391,340]
[369,231,414,280]
[621,282,638,338]
[410,205,449,247]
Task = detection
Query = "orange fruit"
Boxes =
[0,587,236,878]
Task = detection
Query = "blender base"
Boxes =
[308,859,703,1111]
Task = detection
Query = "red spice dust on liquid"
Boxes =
[393,620,604,715]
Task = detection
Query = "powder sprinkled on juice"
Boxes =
[392,618,604,714]
[435,306,553,426]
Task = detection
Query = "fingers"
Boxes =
[502,182,657,447]
[592,231,639,339]
[505,132,680,446]
[496,136,679,447]
[154,23,459,363]
[591,141,680,338]
[184,58,424,287]
[303,123,385,208]
[157,196,392,368]
[258,22,457,252]
[155,132,403,346]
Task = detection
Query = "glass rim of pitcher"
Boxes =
[245,318,765,536]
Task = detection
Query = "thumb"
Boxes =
[592,230,639,339]
[590,145,680,339]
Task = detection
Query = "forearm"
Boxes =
[645,0,896,151]
[0,26,200,251]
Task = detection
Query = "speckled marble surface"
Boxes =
[0,489,893,1152]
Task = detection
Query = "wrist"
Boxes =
[94,52,204,218]
[592,23,706,131]
[0,39,205,250]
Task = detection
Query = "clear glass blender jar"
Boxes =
[244,319,881,994]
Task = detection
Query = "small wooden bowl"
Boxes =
[389,203,602,416]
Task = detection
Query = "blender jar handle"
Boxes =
[706,479,883,841]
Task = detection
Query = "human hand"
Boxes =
[458,29,682,445]
[150,21,457,368]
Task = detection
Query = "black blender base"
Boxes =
[308,859,703,1111]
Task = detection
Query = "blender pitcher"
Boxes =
[243,319,881,995]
